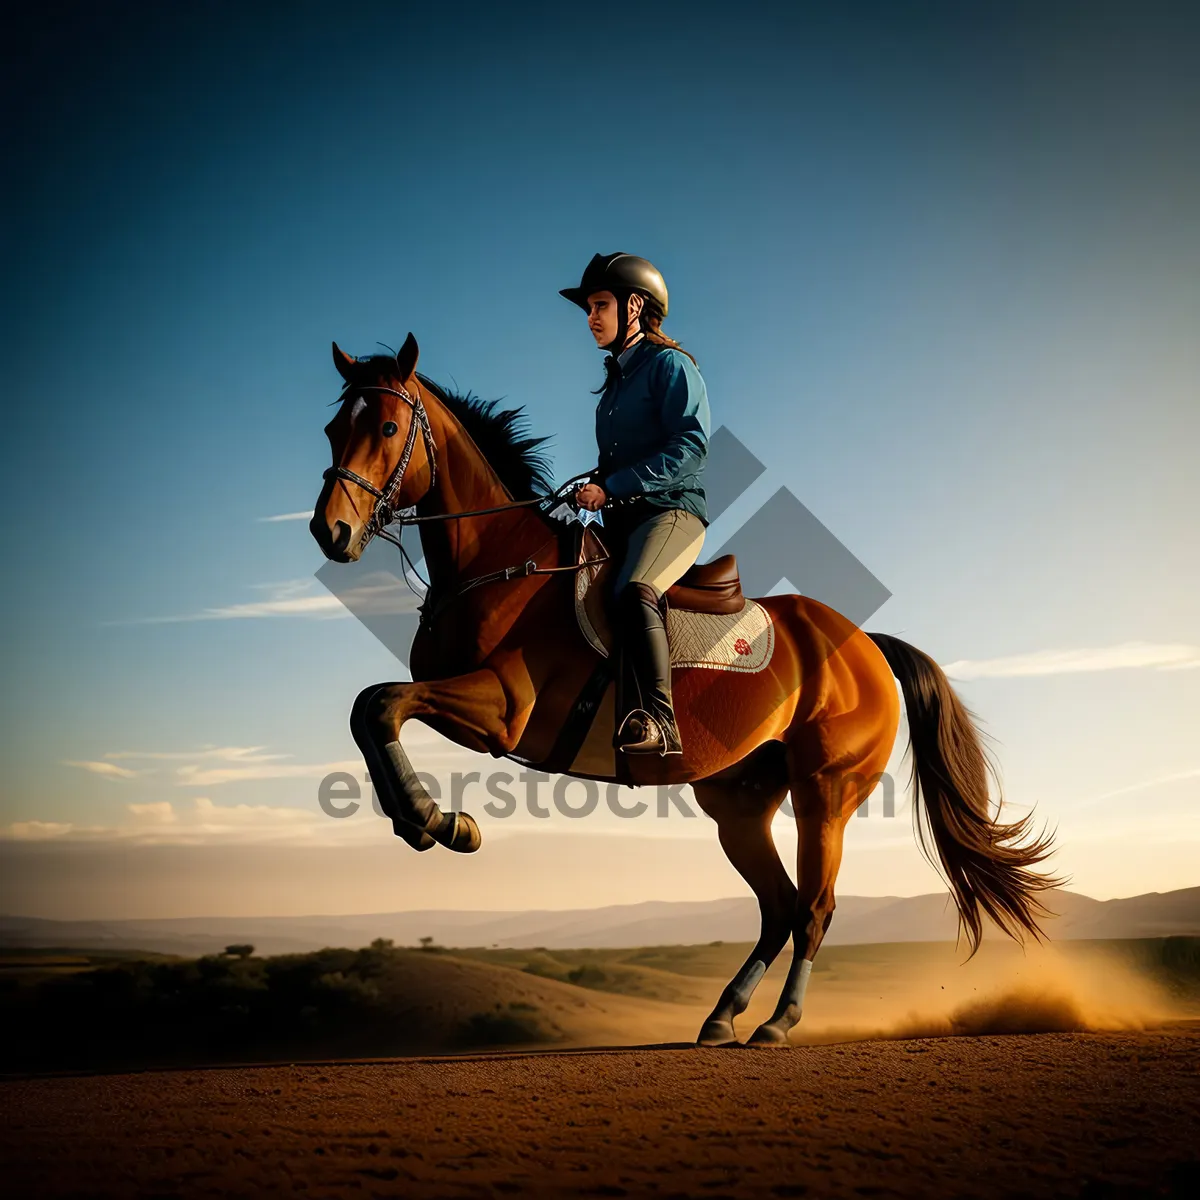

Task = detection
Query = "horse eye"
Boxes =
[382,421,399,438]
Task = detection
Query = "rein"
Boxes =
[323,380,608,619]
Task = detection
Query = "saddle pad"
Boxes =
[666,601,775,672]
[576,563,774,674]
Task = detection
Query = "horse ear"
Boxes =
[332,342,356,381]
[395,332,419,382]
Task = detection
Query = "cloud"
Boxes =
[174,759,362,787]
[127,801,178,825]
[63,760,140,781]
[104,746,290,764]
[60,745,366,789]
[115,573,422,625]
[1078,766,1200,809]
[190,796,317,828]
[5,821,74,840]
[942,642,1200,680]
[258,511,314,522]
[2,796,382,847]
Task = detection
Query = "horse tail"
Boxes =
[867,632,1063,954]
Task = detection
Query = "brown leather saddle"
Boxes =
[575,523,745,619]
[665,553,744,615]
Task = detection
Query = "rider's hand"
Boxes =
[575,482,608,511]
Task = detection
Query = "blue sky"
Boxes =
[1,2,1197,917]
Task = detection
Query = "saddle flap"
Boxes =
[576,525,613,657]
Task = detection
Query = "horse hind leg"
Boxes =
[747,755,885,1046]
[693,767,794,1046]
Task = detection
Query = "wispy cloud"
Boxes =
[188,796,321,830]
[943,642,1200,680]
[63,760,140,781]
[1079,766,1200,808]
[175,759,361,787]
[121,580,347,624]
[3,796,375,847]
[103,746,290,764]
[127,801,178,824]
[2,792,386,849]
[70,745,361,787]
[5,821,75,840]
[258,511,314,522]
[115,573,422,625]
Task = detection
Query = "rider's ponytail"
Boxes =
[640,297,697,365]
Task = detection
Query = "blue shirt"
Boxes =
[595,339,711,524]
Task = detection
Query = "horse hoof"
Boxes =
[436,811,482,854]
[746,1022,791,1047]
[696,1019,738,1047]
[392,820,436,852]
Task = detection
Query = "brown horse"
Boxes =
[311,334,1060,1046]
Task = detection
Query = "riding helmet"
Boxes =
[559,252,669,317]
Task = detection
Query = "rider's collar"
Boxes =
[617,333,645,366]
[604,336,652,382]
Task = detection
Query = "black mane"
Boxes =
[417,374,554,500]
[347,356,554,500]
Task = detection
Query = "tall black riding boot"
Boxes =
[613,581,683,756]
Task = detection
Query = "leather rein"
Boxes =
[322,381,608,618]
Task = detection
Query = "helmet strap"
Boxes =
[602,290,640,354]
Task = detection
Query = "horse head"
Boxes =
[311,332,437,562]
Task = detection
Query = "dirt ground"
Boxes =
[2,1027,1198,1198]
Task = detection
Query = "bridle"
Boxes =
[321,377,609,619]
[322,382,439,553]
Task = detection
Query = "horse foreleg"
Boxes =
[747,781,848,1047]
[693,778,794,1047]
[353,669,519,854]
[351,686,436,852]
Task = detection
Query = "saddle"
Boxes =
[665,554,744,615]
[573,524,745,664]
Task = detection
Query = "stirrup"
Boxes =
[616,709,683,757]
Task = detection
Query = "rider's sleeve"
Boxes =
[602,350,710,498]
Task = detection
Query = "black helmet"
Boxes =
[559,252,669,317]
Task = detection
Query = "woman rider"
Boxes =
[560,252,710,757]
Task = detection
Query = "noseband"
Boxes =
[322,383,438,550]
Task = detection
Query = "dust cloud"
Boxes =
[788,942,1190,1046]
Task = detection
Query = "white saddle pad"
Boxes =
[666,601,775,673]
[575,559,775,675]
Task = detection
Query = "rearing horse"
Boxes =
[311,334,1059,1046]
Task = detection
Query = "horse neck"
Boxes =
[416,397,549,582]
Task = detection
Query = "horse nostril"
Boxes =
[332,521,352,554]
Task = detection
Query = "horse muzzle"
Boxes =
[310,512,362,563]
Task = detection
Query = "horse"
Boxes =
[310,333,1060,1046]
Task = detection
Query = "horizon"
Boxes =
[5,881,1196,929]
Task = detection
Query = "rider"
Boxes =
[560,252,711,756]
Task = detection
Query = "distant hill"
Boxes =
[0,941,701,1072]
[1,887,1196,956]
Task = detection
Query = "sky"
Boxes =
[1,1,1197,920]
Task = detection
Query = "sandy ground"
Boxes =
[2,1028,1197,1198]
